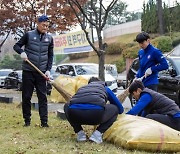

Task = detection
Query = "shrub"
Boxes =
[122,45,139,59]
[172,36,180,47]
[151,36,172,53]
[0,54,22,70]
[125,42,136,48]
[113,56,126,73]
[69,52,89,60]
[105,43,125,55]
[54,54,67,64]
[156,36,172,53]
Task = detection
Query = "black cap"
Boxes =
[38,15,49,22]
[136,32,150,43]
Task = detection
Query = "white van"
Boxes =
[105,64,126,89]
[104,64,118,80]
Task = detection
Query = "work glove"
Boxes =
[133,76,144,82]
[20,52,27,60]
[45,70,50,79]
[145,68,152,78]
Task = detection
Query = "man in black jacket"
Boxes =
[13,15,54,127]
[64,77,124,144]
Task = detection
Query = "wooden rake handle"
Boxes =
[25,59,72,102]
[25,59,49,81]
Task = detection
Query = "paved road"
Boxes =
[0,87,132,113]
[0,88,64,112]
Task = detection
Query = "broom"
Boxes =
[25,59,72,102]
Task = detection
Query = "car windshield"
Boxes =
[105,65,118,77]
[106,68,118,76]
[50,69,56,74]
[75,65,98,75]
[17,71,22,77]
[51,66,57,74]
[171,44,180,56]
[0,71,12,76]
[173,58,180,73]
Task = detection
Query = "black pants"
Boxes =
[146,114,180,131]
[64,103,119,133]
[22,71,48,124]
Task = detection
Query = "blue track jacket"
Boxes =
[136,44,168,87]
[126,93,180,118]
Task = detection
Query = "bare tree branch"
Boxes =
[91,1,98,26]
[67,0,98,53]
[0,30,11,52]
[67,0,118,80]
[101,0,118,28]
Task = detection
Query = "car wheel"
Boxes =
[17,83,22,91]
[47,90,51,96]
[4,81,9,89]
[47,83,52,95]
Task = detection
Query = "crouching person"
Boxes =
[64,77,124,144]
[126,80,180,131]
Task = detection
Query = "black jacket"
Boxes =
[142,88,180,116]
[13,29,54,72]
[70,81,107,108]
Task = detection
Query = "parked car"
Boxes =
[0,69,13,87]
[105,64,126,89]
[4,70,22,90]
[105,64,118,79]
[127,55,180,106]
[50,65,58,80]
[56,63,118,93]
[117,74,126,89]
[4,70,52,95]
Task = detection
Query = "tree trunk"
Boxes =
[97,31,105,81]
[98,50,105,81]
[157,0,164,35]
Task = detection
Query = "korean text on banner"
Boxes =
[53,29,93,54]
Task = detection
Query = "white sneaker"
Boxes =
[77,130,87,142]
[89,130,103,144]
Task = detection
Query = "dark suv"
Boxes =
[127,56,180,106]
[4,70,22,90]
[4,70,52,95]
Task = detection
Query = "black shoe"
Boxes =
[41,123,49,127]
[23,123,30,127]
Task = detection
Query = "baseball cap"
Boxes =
[38,15,49,22]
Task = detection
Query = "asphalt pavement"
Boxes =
[0,87,131,113]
